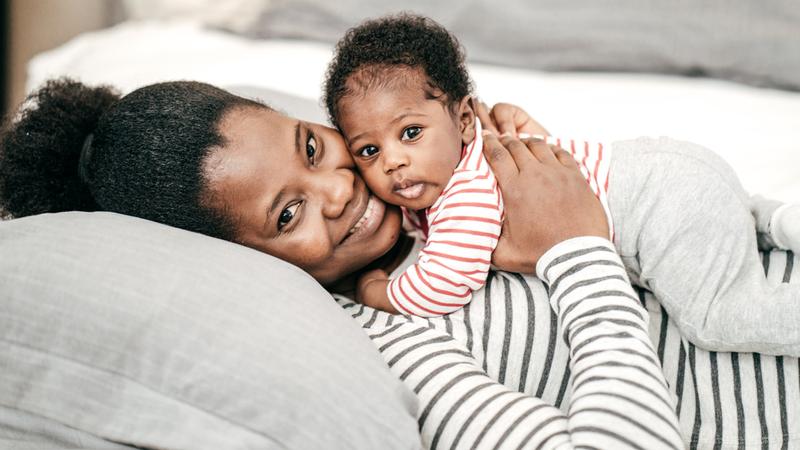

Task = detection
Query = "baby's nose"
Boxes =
[382,145,410,174]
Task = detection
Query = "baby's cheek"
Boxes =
[361,168,393,200]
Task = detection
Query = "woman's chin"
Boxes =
[320,203,403,285]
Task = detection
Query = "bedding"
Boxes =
[0,212,420,449]
[244,0,800,91]
[5,16,800,449]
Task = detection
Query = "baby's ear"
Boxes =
[456,96,476,144]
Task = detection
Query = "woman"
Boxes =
[1,79,796,449]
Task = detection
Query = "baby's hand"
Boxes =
[356,269,397,313]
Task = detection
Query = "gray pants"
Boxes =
[608,137,799,356]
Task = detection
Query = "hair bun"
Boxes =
[0,78,119,218]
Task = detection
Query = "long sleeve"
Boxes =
[534,236,683,449]
[348,236,683,449]
[387,130,502,317]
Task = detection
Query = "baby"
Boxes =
[323,14,800,356]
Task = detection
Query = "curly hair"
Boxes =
[0,78,266,240]
[323,13,473,129]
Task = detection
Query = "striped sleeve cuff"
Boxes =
[535,236,618,285]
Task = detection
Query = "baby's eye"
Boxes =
[359,145,379,158]
[401,126,422,141]
[306,135,317,163]
[278,202,300,230]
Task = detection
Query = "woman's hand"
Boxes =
[475,100,549,137]
[483,132,609,273]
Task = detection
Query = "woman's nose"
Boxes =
[382,144,410,174]
[317,168,354,219]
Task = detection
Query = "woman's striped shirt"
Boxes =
[336,238,800,449]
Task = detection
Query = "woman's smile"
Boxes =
[209,106,403,284]
[343,194,385,242]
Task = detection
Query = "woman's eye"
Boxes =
[401,126,422,141]
[306,135,317,163]
[359,145,379,157]
[278,203,300,230]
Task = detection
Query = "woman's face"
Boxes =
[205,106,403,284]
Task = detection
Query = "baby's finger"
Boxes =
[482,130,520,183]
[490,104,518,136]
[475,99,499,134]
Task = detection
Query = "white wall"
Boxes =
[6,0,121,112]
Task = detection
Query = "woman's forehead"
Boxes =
[205,107,297,190]
[220,106,293,147]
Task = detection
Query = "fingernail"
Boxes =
[500,132,513,138]
[482,130,493,137]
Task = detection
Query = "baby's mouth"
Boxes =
[393,180,426,200]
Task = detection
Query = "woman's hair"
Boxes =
[323,13,472,129]
[0,78,265,240]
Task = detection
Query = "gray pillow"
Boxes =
[0,212,420,450]
[240,0,800,91]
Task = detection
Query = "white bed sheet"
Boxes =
[27,20,800,202]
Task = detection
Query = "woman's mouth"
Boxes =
[343,195,385,242]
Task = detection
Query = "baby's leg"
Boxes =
[609,137,800,356]
[751,194,800,251]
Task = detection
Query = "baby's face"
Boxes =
[337,73,467,211]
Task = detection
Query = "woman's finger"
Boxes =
[553,146,577,167]
[523,138,558,165]
[474,98,499,134]
[481,131,520,183]
[500,134,537,170]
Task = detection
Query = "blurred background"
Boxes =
[2,0,263,117]
[1,0,798,200]
[2,0,121,117]
[4,0,799,119]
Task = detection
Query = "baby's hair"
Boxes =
[323,13,473,130]
[0,78,266,240]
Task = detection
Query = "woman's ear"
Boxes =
[456,96,477,144]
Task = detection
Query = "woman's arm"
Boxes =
[535,237,683,449]
[350,239,682,448]
[350,134,682,448]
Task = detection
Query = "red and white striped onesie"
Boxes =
[387,128,613,317]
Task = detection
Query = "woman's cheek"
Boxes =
[278,233,334,274]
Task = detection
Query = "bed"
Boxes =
[24,19,800,202]
[2,5,800,449]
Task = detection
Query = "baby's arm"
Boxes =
[386,172,502,317]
